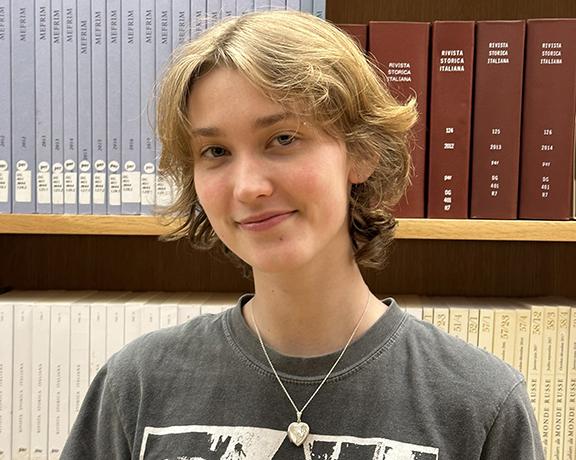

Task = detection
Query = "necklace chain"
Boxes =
[250,291,371,421]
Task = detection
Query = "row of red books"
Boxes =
[338,19,576,220]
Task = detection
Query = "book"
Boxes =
[77,0,92,214]
[107,0,122,214]
[513,304,531,379]
[540,305,559,457]
[369,21,430,218]
[470,20,526,219]
[427,21,475,218]
[0,0,10,213]
[493,306,516,367]
[140,0,156,215]
[312,0,325,18]
[526,303,545,419]
[286,0,300,11]
[121,0,142,214]
[63,0,79,214]
[12,0,36,214]
[36,0,53,214]
[51,0,65,214]
[207,0,221,27]
[519,19,576,220]
[300,0,312,14]
[106,299,126,359]
[236,0,254,15]
[222,0,236,18]
[465,299,480,347]
[478,308,495,353]
[172,0,190,47]
[563,304,576,459]
[177,292,210,324]
[92,0,107,214]
[0,294,13,459]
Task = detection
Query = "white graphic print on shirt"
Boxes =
[139,425,439,459]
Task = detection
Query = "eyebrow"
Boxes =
[190,112,295,137]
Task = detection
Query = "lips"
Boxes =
[237,210,296,231]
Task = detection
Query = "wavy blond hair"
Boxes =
[156,10,417,274]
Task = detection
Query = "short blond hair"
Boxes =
[156,10,417,273]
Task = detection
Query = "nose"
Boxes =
[232,154,274,203]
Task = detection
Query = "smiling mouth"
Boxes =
[238,211,296,231]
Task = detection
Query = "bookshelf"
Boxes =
[0,0,575,298]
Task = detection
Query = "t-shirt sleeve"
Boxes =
[60,362,132,459]
[480,380,545,460]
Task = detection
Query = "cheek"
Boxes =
[194,170,225,217]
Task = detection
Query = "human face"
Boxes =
[188,67,359,275]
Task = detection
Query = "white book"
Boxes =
[141,294,162,335]
[48,297,71,460]
[236,0,254,15]
[124,291,166,344]
[77,0,92,214]
[140,0,156,214]
[121,0,142,214]
[124,293,143,345]
[222,0,235,19]
[564,303,576,459]
[312,0,325,18]
[63,0,78,213]
[254,0,270,11]
[89,294,108,382]
[160,294,180,329]
[0,294,14,459]
[51,0,65,213]
[30,299,51,460]
[299,0,312,14]
[106,300,126,359]
[172,0,189,47]
[286,0,300,10]
[177,292,211,324]
[464,297,480,347]
[12,294,34,460]
[69,294,92,428]
[201,292,238,315]
[12,0,36,213]
[36,0,53,214]
[206,0,220,28]
[107,0,122,213]
[154,0,171,209]
[0,0,11,213]
[92,0,107,214]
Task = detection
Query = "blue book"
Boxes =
[0,0,11,213]
[51,0,65,213]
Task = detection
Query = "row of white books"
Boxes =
[0,0,326,216]
[397,295,576,460]
[1,291,574,459]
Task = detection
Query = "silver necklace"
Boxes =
[250,291,371,447]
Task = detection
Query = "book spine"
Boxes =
[368,21,430,217]
[124,303,141,344]
[519,19,576,220]
[106,0,121,214]
[63,0,78,214]
[254,0,270,11]
[299,0,312,14]
[427,21,475,218]
[30,303,50,460]
[478,308,494,353]
[0,0,10,213]
[154,0,171,210]
[338,24,367,51]
[470,20,526,219]
[422,307,433,324]
[515,307,531,378]
[48,304,70,460]
[0,302,13,459]
[222,0,235,18]
[77,0,92,214]
[12,0,36,214]
[270,0,285,9]
[69,302,90,429]
[448,307,468,341]
[172,0,189,47]
[540,306,558,457]
[51,0,65,213]
[563,307,576,459]
[91,0,107,214]
[140,303,160,334]
[552,306,571,460]
[467,308,480,346]
[12,303,32,460]
[106,302,125,358]
[206,0,220,28]
[177,303,200,324]
[493,308,516,367]
[236,0,254,15]
[89,302,107,382]
[432,307,449,333]
[286,0,300,11]
[312,0,324,18]
[121,0,141,214]
[528,306,544,419]
[140,0,155,214]
[160,304,178,328]
[36,0,52,214]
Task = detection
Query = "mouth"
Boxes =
[237,211,296,231]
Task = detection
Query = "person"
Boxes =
[62,10,544,460]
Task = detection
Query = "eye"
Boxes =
[274,133,297,146]
[200,146,229,159]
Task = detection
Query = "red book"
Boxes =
[337,24,368,52]
[470,21,526,219]
[519,19,576,220]
[369,21,430,218]
[427,21,475,218]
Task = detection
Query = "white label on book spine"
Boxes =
[52,163,64,205]
[15,169,33,203]
[109,172,121,206]
[0,161,9,203]
[122,170,141,203]
[64,170,78,204]
[37,164,51,204]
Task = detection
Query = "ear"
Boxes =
[348,155,377,185]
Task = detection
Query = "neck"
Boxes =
[244,262,386,357]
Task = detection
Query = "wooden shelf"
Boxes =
[0,214,575,242]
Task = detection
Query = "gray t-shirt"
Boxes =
[62,296,544,459]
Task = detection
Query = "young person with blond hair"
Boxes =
[63,11,543,459]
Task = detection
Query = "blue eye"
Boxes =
[275,134,296,146]
[201,146,228,158]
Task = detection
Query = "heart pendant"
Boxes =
[287,421,310,446]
